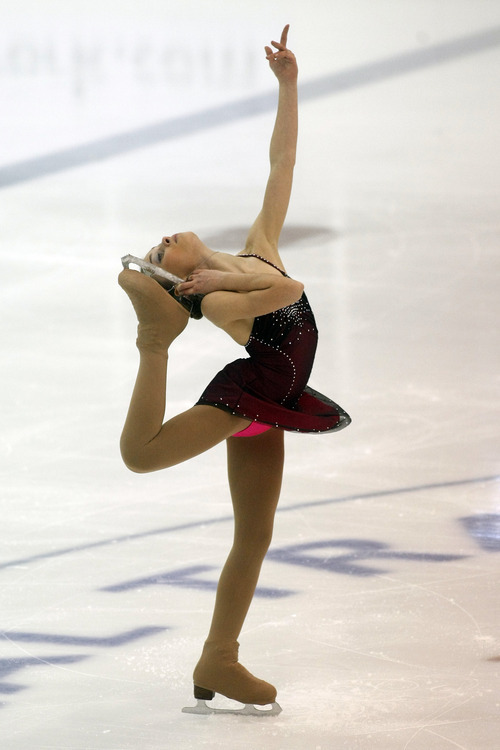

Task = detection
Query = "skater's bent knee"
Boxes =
[123,460,151,474]
[120,441,154,474]
[121,453,150,474]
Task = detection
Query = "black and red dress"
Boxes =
[196,255,351,433]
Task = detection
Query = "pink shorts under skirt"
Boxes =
[232,421,273,438]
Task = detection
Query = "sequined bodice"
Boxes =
[245,293,318,405]
[235,254,318,404]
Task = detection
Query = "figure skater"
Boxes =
[118,25,350,714]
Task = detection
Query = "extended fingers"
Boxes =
[267,24,290,54]
[270,39,286,52]
[280,23,289,47]
[271,23,289,51]
[265,24,292,62]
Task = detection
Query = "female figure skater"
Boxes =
[118,26,350,713]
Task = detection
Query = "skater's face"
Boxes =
[145,232,202,279]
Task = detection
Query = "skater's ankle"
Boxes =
[136,332,170,356]
[135,319,182,354]
[202,638,239,652]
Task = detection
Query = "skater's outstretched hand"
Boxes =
[265,24,298,84]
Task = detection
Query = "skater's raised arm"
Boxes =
[244,25,298,261]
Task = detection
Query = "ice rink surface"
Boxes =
[1,1,499,748]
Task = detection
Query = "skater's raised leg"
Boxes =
[118,270,249,473]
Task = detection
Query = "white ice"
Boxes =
[1,1,499,748]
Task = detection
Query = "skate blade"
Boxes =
[121,255,182,286]
[182,699,282,717]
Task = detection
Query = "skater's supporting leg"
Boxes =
[193,429,284,704]
[208,428,284,642]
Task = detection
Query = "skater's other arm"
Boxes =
[243,25,298,262]
[177,268,303,325]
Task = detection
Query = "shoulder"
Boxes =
[239,233,287,272]
[238,220,285,270]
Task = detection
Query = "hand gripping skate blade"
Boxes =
[181,700,282,716]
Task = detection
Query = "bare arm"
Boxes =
[244,25,298,257]
[177,268,304,327]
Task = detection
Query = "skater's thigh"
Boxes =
[227,428,285,518]
[139,405,251,471]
